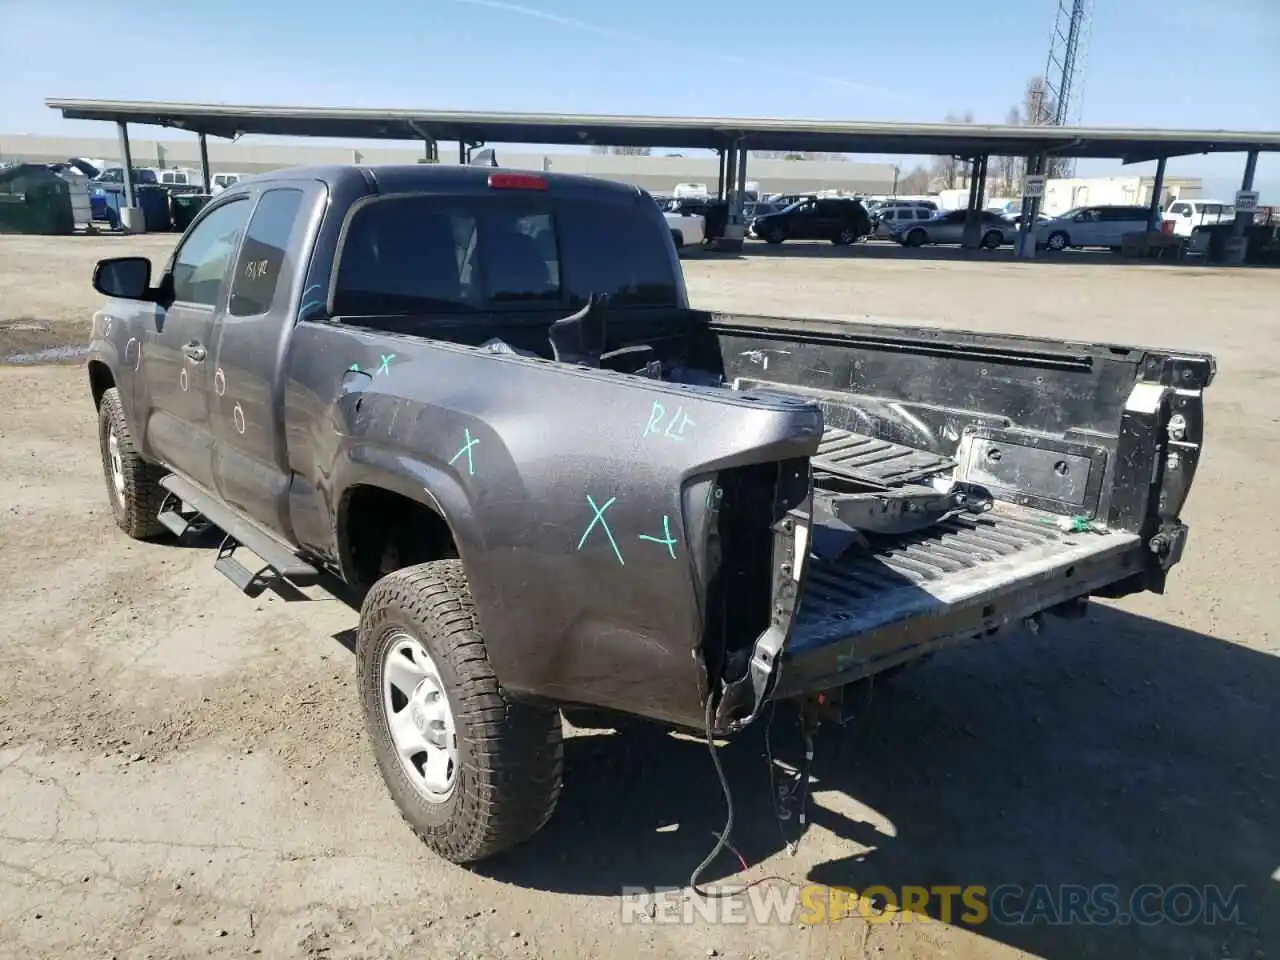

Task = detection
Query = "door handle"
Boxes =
[182,341,206,362]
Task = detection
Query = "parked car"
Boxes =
[85,163,1212,867]
[663,210,706,250]
[872,204,937,239]
[890,209,1011,248]
[1038,205,1158,251]
[1162,199,1236,237]
[750,197,872,245]
[665,197,728,242]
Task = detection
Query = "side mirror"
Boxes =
[93,256,153,300]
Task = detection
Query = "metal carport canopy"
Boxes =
[45,98,1280,163]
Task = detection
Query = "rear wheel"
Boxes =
[97,387,166,539]
[357,560,564,863]
[904,228,926,247]
[981,231,1003,249]
[833,226,858,246]
[1046,230,1069,251]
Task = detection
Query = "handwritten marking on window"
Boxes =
[643,400,696,441]
[705,484,723,509]
[377,353,396,376]
[638,514,679,560]
[578,494,624,566]
[348,363,361,373]
[244,259,270,280]
[448,427,479,476]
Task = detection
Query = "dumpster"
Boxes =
[170,193,211,232]
[136,184,172,232]
[0,164,75,235]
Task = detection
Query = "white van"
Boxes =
[210,172,245,194]
[1037,205,1157,251]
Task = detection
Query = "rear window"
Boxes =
[333,194,678,315]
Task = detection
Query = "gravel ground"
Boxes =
[1,234,1277,960]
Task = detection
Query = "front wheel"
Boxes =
[981,231,1003,249]
[833,226,857,246]
[765,227,786,244]
[357,560,564,864]
[904,229,926,247]
[98,386,167,539]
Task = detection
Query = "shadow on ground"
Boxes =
[474,604,1277,960]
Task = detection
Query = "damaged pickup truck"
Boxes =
[86,164,1213,864]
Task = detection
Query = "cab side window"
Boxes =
[171,198,252,307]
[229,189,306,317]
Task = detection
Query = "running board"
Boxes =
[157,474,321,595]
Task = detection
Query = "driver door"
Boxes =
[139,197,252,491]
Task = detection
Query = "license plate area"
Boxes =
[954,428,1108,516]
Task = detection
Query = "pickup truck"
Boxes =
[86,164,1213,866]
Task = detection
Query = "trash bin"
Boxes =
[170,193,211,232]
[136,185,172,232]
[0,165,75,235]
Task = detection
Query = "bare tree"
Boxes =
[589,145,653,156]
[992,105,1022,195]
[1017,76,1072,178]
[751,150,846,161]
[898,164,931,194]
[930,110,974,190]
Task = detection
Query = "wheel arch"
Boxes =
[332,449,481,594]
[88,359,116,408]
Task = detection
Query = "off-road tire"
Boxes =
[357,560,564,863]
[97,387,167,539]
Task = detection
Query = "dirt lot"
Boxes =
[1,235,1277,960]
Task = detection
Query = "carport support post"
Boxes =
[1016,153,1045,259]
[115,120,144,234]
[962,156,981,249]
[197,132,211,194]
[716,148,727,200]
[718,138,746,253]
[1228,150,1259,264]
[1147,156,1167,224]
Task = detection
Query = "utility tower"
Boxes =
[1040,0,1093,175]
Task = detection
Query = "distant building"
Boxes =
[0,133,898,197]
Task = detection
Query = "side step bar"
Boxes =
[157,474,321,596]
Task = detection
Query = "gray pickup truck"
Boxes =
[86,164,1213,864]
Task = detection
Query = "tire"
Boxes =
[357,560,564,864]
[904,228,926,248]
[97,386,166,539]
[981,231,1003,249]
[766,227,786,244]
[1046,231,1069,251]
[833,226,857,246]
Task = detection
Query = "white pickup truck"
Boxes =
[664,210,706,251]
[1162,199,1236,236]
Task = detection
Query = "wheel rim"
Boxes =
[1049,233,1066,250]
[840,228,854,243]
[107,428,126,503]
[382,631,458,803]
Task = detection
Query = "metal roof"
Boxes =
[45,98,1280,162]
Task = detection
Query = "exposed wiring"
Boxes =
[690,693,738,899]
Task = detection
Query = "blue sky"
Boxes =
[4,0,1278,197]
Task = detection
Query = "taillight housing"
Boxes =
[488,173,548,191]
